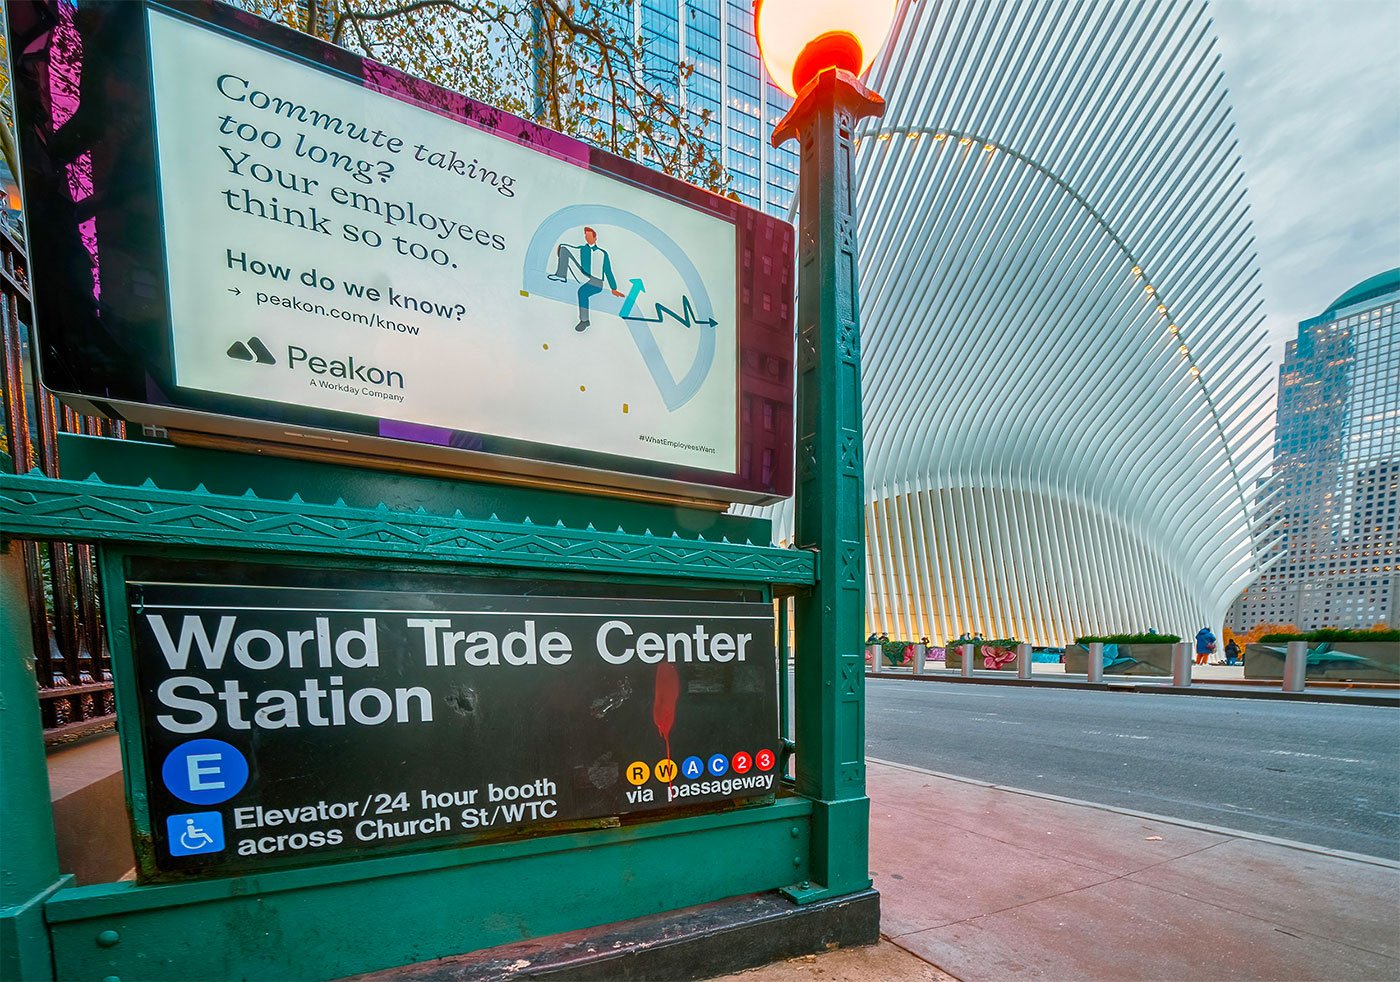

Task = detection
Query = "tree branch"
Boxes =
[265,0,728,192]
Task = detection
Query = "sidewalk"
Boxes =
[724,759,1400,981]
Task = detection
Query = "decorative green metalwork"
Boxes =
[0,543,75,982]
[1,419,826,981]
[46,792,813,980]
[0,468,814,586]
[54,432,777,545]
[0,448,818,979]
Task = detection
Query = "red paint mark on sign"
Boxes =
[653,662,681,763]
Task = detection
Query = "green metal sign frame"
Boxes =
[0,435,877,980]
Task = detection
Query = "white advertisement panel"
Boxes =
[147,9,738,474]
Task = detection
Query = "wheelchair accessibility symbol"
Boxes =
[167,811,225,857]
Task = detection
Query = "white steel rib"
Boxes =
[759,0,1276,646]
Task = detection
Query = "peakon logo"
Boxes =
[226,336,276,366]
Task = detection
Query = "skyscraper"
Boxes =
[637,0,799,217]
[254,2,797,215]
[1229,269,1400,631]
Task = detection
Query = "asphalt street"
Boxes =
[865,679,1400,859]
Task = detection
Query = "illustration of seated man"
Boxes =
[547,225,626,332]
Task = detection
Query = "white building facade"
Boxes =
[766,0,1276,646]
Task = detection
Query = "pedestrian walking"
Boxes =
[1195,626,1216,666]
[1224,638,1241,666]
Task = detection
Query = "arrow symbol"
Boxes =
[619,277,645,319]
[619,277,716,329]
[227,287,241,296]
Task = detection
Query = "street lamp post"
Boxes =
[757,0,894,902]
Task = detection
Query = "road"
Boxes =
[865,679,1400,859]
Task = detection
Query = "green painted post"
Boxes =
[773,68,885,903]
[0,540,71,980]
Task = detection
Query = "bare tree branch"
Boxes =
[250,0,730,194]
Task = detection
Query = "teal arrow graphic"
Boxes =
[620,278,718,329]
[619,277,646,319]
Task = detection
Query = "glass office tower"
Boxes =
[637,0,799,217]
[266,1,797,216]
[1229,269,1400,630]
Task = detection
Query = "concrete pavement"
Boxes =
[717,941,953,982]
[730,759,1400,981]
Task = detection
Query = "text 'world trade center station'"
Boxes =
[762,0,1276,647]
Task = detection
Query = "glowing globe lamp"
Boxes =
[756,0,898,96]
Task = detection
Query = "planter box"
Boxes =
[1243,641,1400,682]
[1064,642,1174,677]
[944,644,1019,672]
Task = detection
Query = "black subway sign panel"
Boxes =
[127,567,778,879]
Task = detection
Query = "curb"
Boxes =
[866,756,1400,870]
[865,670,1400,707]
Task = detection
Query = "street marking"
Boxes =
[1082,729,1150,740]
[1264,750,1362,765]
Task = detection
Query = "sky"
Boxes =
[1210,0,1400,361]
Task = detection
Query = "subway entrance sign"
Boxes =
[126,558,777,878]
[0,0,877,977]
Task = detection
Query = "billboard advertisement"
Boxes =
[10,1,795,503]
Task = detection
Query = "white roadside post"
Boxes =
[1172,641,1192,687]
[1087,642,1104,683]
[913,642,927,675]
[1016,643,1032,680]
[1283,640,1308,693]
[961,643,975,678]
[866,642,879,669]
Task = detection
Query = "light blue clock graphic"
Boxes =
[522,204,720,412]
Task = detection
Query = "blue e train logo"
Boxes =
[161,739,249,805]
